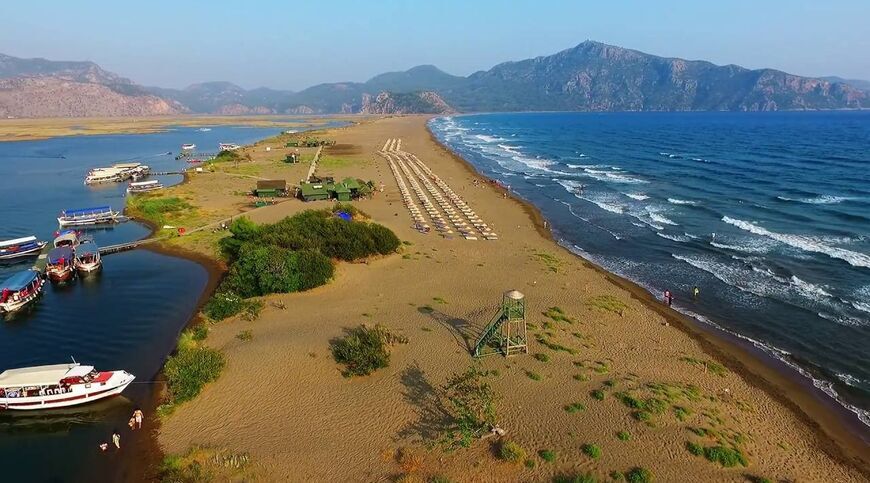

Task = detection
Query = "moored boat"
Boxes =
[0,236,47,260]
[0,362,135,410]
[219,143,241,151]
[74,241,102,274]
[127,180,163,194]
[57,206,122,227]
[0,270,44,313]
[45,246,75,283]
[85,163,150,185]
[181,143,196,150]
[53,229,80,248]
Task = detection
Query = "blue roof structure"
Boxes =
[76,241,99,256]
[1,270,39,291]
[62,206,112,216]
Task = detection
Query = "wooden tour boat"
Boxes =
[57,206,123,227]
[219,143,241,151]
[45,246,75,283]
[85,163,150,185]
[0,270,44,313]
[53,229,80,248]
[127,180,163,194]
[74,241,102,274]
[0,236,47,260]
[0,362,135,410]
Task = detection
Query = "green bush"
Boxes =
[498,440,527,463]
[616,431,631,441]
[581,443,601,459]
[126,196,192,226]
[533,353,550,363]
[222,245,333,297]
[553,473,598,483]
[625,467,653,483]
[191,324,209,341]
[591,389,605,401]
[203,291,260,321]
[702,445,748,467]
[686,441,703,456]
[564,402,586,414]
[331,325,403,377]
[538,449,556,462]
[164,347,225,404]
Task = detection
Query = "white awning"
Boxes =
[0,236,37,248]
[0,363,93,387]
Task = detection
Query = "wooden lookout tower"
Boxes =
[473,290,529,357]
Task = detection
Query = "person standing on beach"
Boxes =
[133,408,144,429]
[664,290,673,306]
[693,286,700,299]
[112,431,121,450]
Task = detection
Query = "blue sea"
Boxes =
[430,112,870,428]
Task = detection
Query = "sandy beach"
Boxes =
[151,115,869,482]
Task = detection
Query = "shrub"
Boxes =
[625,467,653,483]
[686,441,703,456]
[498,440,527,463]
[203,291,257,321]
[222,245,333,297]
[126,196,192,226]
[564,402,586,414]
[633,410,652,422]
[702,445,748,467]
[581,443,601,459]
[331,325,403,377]
[164,347,225,404]
[191,324,209,341]
[236,330,253,341]
[590,389,605,401]
[524,459,536,469]
[533,353,550,363]
[441,365,498,449]
[525,371,542,381]
[609,471,624,481]
[617,431,631,441]
[673,406,691,421]
[538,449,556,462]
[554,473,598,483]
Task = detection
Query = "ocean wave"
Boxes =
[817,311,867,328]
[777,195,860,205]
[836,373,866,388]
[646,207,679,226]
[722,216,870,269]
[583,168,648,184]
[625,193,650,201]
[474,134,506,143]
[659,152,681,159]
[667,198,699,205]
[656,232,692,243]
[496,143,521,155]
[789,275,833,298]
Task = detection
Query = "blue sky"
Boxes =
[4,1,869,90]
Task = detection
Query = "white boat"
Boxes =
[74,241,102,274]
[127,180,163,194]
[53,229,80,248]
[181,143,196,151]
[0,236,47,260]
[199,128,211,132]
[0,362,135,410]
[0,270,44,313]
[219,143,241,151]
[85,163,149,185]
[57,206,122,227]
[45,246,75,283]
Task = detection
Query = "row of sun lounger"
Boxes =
[379,139,498,241]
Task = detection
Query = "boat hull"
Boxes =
[46,266,74,283]
[0,372,135,410]
[0,279,44,314]
[75,261,102,274]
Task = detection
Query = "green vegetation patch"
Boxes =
[525,370,542,381]
[625,467,653,483]
[679,356,728,377]
[126,195,193,227]
[585,295,628,315]
[440,365,498,449]
[581,443,602,459]
[538,449,557,462]
[330,324,407,377]
[616,430,631,441]
[535,334,578,355]
[590,389,605,401]
[498,440,527,463]
[543,306,575,323]
[563,402,586,414]
[534,252,563,273]
[161,346,225,415]
[553,473,598,483]
[533,353,550,363]
[203,291,262,321]
[701,445,748,467]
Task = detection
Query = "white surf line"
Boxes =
[401,149,497,240]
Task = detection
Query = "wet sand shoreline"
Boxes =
[425,119,870,475]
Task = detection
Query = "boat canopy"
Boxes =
[0,236,37,248]
[47,246,74,263]
[130,180,159,187]
[0,270,39,291]
[62,206,113,217]
[0,363,93,387]
[76,241,99,256]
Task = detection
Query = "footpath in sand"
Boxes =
[156,116,868,482]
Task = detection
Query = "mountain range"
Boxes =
[1,41,867,118]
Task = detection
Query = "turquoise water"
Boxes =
[431,112,870,430]
[0,124,286,480]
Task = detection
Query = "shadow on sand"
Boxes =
[396,362,453,444]
[416,306,490,354]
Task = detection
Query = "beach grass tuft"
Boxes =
[625,467,653,483]
[585,295,628,315]
[497,440,527,463]
[679,356,728,377]
[330,324,406,377]
[525,370,542,381]
[440,365,498,449]
[236,329,253,341]
[538,449,556,462]
[553,473,598,483]
[533,353,550,363]
[160,346,225,416]
[563,402,586,413]
[581,443,602,459]
[534,252,563,272]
